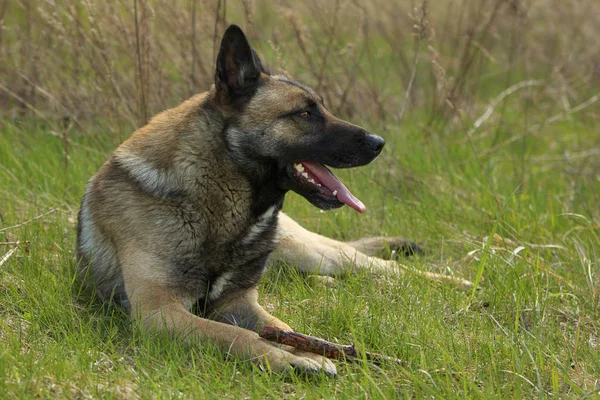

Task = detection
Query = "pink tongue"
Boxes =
[301,161,366,213]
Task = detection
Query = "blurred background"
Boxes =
[2,0,599,258]
[1,0,599,133]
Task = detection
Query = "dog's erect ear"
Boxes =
[215,25,264,95]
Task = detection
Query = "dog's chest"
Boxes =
[207,205,279,297]
[173,203,280,303]
[238,205,278,246]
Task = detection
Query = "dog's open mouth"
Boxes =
[287,161,365,213]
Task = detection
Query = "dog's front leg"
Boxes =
[209,287,337,374]
[121,253,336,375]
[208,286,291,332]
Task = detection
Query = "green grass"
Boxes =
[1,106,599,398]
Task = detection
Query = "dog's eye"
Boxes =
[299,111,310,118]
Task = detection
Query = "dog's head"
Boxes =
[214,25,385,213]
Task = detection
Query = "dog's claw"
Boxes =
[395,241,424,257]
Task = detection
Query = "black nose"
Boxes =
[365,134,385,154]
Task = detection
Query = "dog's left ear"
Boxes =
[215,25,264,96]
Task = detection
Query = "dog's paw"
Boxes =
[308,275,337,288]
[259,341,337,377]
[289,354,337,377]
[388,238,423,257]
[348,236,423,258]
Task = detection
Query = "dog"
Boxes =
[76,25,471,376]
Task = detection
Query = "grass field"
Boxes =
[1,0,600,398]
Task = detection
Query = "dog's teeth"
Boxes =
[316,183,321,187]
[302,172,309,178]
[294,163,305,172]
[332,190,338,196]
[308,179,315,184]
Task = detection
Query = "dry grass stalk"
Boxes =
[0,0,598,133]
[0,209,57,233]
[0,247,17,268]
[134,0,148,127]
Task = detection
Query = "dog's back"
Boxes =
[76,92,279,311]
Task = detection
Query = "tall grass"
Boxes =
[1,0,599,131]
[1,0,599,398]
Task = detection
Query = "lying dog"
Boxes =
[76,25,470,376]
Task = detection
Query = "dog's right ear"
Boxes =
[215,25,263,96]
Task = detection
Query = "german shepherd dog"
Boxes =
[77,25,471,376]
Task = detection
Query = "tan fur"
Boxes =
[77,25,471,377]
[273,213,473,289]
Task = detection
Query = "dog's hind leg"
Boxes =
[273,213,392,276]
[274,213,473,289]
